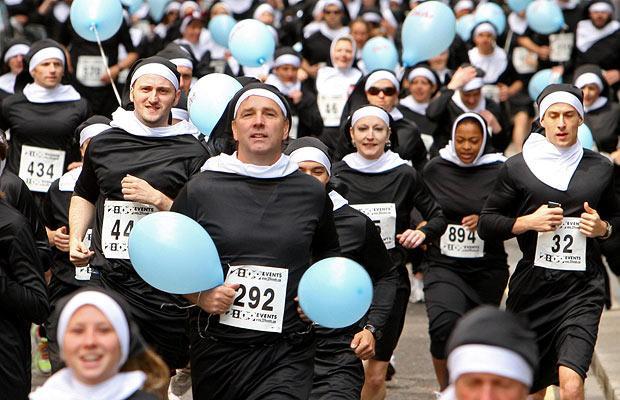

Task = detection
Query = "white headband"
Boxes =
[170,57,193,69]
[79,123,109,146]
[234,88,288,118]
[462,77,484,92]
[574,72,603,91]
[4,44,29,63]
[180,12,201,34]
[57,291,131,368]
[351,106,390,126]
[454,0,474,13]
[253,3,275,19]
[590,2,613,13]
[408,67,437,85]
[28,47,65,73]
[539,91,584,120]
[274,54,301,68]
[448,344,533,387]
[289,147,332,175]
[473,22,496,37]
[365,70,400,91]
[323,0,343,10]
[130,62,180,90]
[181,1,201,14]
[166,2,181,13]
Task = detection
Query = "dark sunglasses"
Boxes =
[367,86,397,96]
[324,9,342,15]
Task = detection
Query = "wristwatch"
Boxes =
[363,324,380,339]
[601,221,613,240]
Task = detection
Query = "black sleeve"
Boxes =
[73,143,100,204]
[170,182,195,217]
[394,122,427,172]
[360,217,398,331]
[311,194,341,262]
[0,98,9,131]
[478,164,519,241]
[119,20,137,54]
[16,183,52,270]
[0,223,50,324]
[596,163,620,238]
[489,102,511,152]
[411,169,447,241]
[426,89,454,122]
[293,91,324,137]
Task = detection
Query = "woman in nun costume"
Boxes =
[422,112,508,392]
[332,105,446,398]
[479,84,620,397]
[0,39,29,101]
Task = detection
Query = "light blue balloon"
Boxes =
[456,14,476,41]
[362,37,399,73]
[401,1,456,67]
[128,212,224,294]
[298,257,373,329]
[507,0,533,13]
[148,0,171,23]
[229,19,275,67]
[526,0,564,35]
[209,15,237,48]
[474,2,506,35]
[70,0,123,42]
[578,124,595,150]
[527,68,562,100]
[188,73,242,136]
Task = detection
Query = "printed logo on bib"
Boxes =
[318,93,347,127]
[18,145,65,192]
[75,228,95,281]
[219,265,288,333]
[101,201,157,259]
[511,47,538,74]
[549,33,574,63]
[76,55,108,87]
[351,203,397,249]
[534,217,586,271]
[440,224,484,258]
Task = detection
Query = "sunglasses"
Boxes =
[324,9,342,15]
[367,86,397,96]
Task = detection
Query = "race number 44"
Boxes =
[101,201,157,259]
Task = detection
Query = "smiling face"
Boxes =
[454,119,484,164]
[350,115,390,160]
[232,95,289,165]
[332,39,354,69]
[62,305,122,386]
[31,58,63,89]
[130,74,180,128]
[366,79,398,112]
[581,83,601,107]
[541,102,582,148]
[408,76,435,103]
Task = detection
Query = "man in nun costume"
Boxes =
[479,84,620,400]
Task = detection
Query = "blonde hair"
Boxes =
[121,348,170,399]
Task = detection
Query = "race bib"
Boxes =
[101,201,157,259]
[209,59,227,74]
[512,47,538,74]
[534,217,586,271]
[317,92,347,127]
[351,203,397,249]
[549,33,574,63]
[75,229,94,281]
[83,228,93,249]
[76,55,107,87]
[481,84,500,103]
[440,224,484,258]
[18,145,65,192]
[219,265,288,333]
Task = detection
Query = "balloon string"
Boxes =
[91,24,122,107]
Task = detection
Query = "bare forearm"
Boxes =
[69,195,95,245]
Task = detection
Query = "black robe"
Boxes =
[0,199,49,399]
[585,101,620,154]
[574,29,620,72]
[302,30,333,66]
[73,129,209,368]
[478,151,620,391]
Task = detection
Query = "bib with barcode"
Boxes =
[101,201,157,259]
[219,265,288,333]
[76,55,107,87]
[534,217,586,271]
[512,47,538,74]
[549,33,574,63]
[440,224,484,258]
[318,92,347,127]
[19,145,65,192]
[75,229,94,281]
[351,203,397,249]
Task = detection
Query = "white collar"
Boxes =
[452,90,486,113]
[316,66,361,93]
[342,150,410,173]
[585,96,608,113]
[201,152,299,178]
[29,369,146,400]
[439,385,457,400]
[319,23,350,42]
[400,96,429,115]
[22,82,81,103]
[508,12,527,35]
[0,72,16,94]
[264,74,302,97]
[389,107,403,121]
[468,47,508,84]
[58,166,83,192]
[329,190,349,211]
[110,108,199,138]
[522,132,583,191]
[576,19,620,53]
